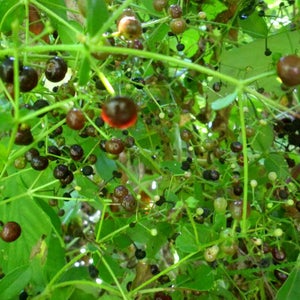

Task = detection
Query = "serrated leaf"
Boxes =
[264,153,289,180]
[176,226,198,253]
[211,91,237,110]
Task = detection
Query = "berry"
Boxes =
[170,18,186,35]
[31,156,49,170]
[33,99,49,117]
[70,144,84,161]
[118,16,142,40]
[150,264,160,275]
[264,48,272,56]
[274,269,288,282]
[88,265,99,279]
[203,169,220,181]
[101,96,138,129]
[135,248,146,259]
[176,43,185,51]
[19,66,38,92]
[25,148,39,162]
[212,81,222,92]
[45,56,68,82]
[105,138,125,155]
[154,291,172,300]
[168,4,183,18]
[121,194,137,211]
[277,55,300,86]
[0,56,19,83]
[81,165,94,176]
[113,185,129,199]
[60,170,74,186]
[15,126,34,145]
[214,197,227,213]
[47,145,61,160]
[153,0,168,12]
[272,247,286,262]
[53,164,69,179]
[204,245,219,262]
[229,200,251,220]
[66,108,86,130]
[230,141,243,152]
[0,221,21,242]
[180,129,193,142]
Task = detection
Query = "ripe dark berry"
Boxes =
[203,169,220,181]
[105,138,125,155]
[1,221,21,242]
[153,0,168,12]
[60,170,74,186]
[112,170,122,178]
[19,66,38,92]
[272,247,286,262]
[70,144,84,161]
[181,160,190,171]
[121,194,137,211]
[31,156,49,170]
[45,56,68,82]
[212,81,222,92]
[230,141,243,152]
[88,265,99,279]
[15,126,34,145]
[53,164,69,179]
[264,48,272,56]
[180,129,193,142]
[33,99,49,117]
[150,264,160,275]
[101,96,138,129]
[114,185,129,199]
[0,57,22,83]
[25,148,39,162]
[154,291,172,300]
[81,165,94,176]
[168,4,183,18]
[135,249,146,259]
[274,269,288,282]
[118,16,142,40]
[277,55,300,86]
[170,18,186,35]
[176,43,185,51]
[66,108,86,130]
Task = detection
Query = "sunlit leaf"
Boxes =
[211,91,237,110]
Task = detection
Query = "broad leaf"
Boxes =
[211,91,237,110]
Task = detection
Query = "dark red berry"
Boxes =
[0,57,22,83]
[277,55,300,87]
[15,126,34,145]
[154,291,172,300]
[33,99,49,117]
[168,4,183,18]
[45,56,68,82]
[113,185,129,199]
[53,164,69,179]
[101,96,138,129]
[70,144,84,161]
[118,16,142,40]
[60,170,74,186]
[66,108,86,130]
[230,141,243,152]
[19,66,38,92]
[105,138,125,155]
[25,148,39,162]
[274,269,288,282]
[121,194,137,211]
[153,0,168,12]
[272,247,286,262]
[31,156,49,170]
[1,221,21,242]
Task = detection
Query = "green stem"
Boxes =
[237,90,249,235]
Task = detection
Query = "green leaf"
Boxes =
[86,0,109,37]
[264,153,289,180]
[95,151,117,181]
[78,55,91,86]
[276,264,300,300]
[211,91,237,110]
[176,264,214,291]
[0,0,24,33]
[250,124,274,153]
[0,112,14,132]
[239,11,268,39]
[0,265,31,299]
[201,0,227,20]
[181,29,201,58]
[176,226,198,253]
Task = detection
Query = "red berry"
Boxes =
[277,55,300,87]
[118,16,142,40]
[101,96,137,129]
[168,4,183,18]
[66,108,86,130]
[170,18,186,35]
[153,0,168,12]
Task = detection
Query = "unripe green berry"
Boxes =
[250,179,258,188]
[268,172,277,182]
[273,228,283,237]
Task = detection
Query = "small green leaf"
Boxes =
[264,153,289,180]
[201,0,227,20]
[0,265,31,299]
[78,56,91,86]
[0,0,24,33]
[251,124,274,153]
[211,91,237,110]
[176,228,198,253]
[86,0,109,37]
[239,11,268,38]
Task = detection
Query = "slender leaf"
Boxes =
[211,91,237,110]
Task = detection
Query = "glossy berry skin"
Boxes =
[33,99,49,117]
[277,55,300,86]
[45,56,67,82]
[1,221,21,242]
[154,291,172,300]
[53,164,69,179]
[118,16,142,40]
[0,56,20,83]
[81,165,93,176]
[101,96,138,129]
[121,194,137,211]
[66,108,86,130]
[60,170,74,186]
[135,249,146,259]
[113,185,129,199]
[15,127,34,145]
[25,148,39,162]
[31,156,49,170]
[70,144,84,161]
[153,0,168,12]
[274,269,288,282]
[168,4,183,18]
[19,66,38,92]
[272,247,286,262]
[230,141,243,152]
[105,138,125,155]
[170,18,186,35]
